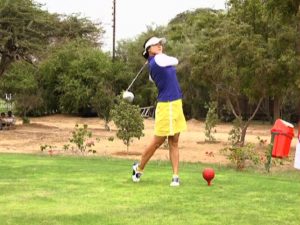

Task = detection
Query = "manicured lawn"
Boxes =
[0,153,299,225]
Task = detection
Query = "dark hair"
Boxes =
[142,37,153,59]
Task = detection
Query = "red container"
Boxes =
[271,119,294,158]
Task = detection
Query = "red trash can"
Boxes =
[271,119,294,158]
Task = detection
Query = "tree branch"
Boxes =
[227,97,240,119]
[246,97,264,123]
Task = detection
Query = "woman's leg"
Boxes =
[139,135,166,170]
[168,133,180,175]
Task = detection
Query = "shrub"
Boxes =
[91,85,115,131]
[228,118,242,146]
[221,143,260,170]
[69,124,94,154]
[40,124,97,156]
[204,101,218,142]
[111,99,144,152]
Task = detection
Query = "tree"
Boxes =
[56,14,103,46]
[264,0,300,116]
[91,84,115,130]
[39,40,112,114]
[111,99,144,152]
[228,0,300,121]
[0,0,103,77]
[0,61,43,121]
[192,18,267,146]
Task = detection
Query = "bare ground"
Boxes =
[0,114,298,170]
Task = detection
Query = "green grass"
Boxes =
[0,153,300,225]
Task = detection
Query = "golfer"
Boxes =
[132,36,187,186]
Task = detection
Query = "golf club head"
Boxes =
[122,91,134,103]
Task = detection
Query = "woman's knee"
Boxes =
[168,134,180,145]
[153,136,166,149]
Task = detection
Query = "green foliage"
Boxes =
[39,144,58,156]
[56,14,103,45]
[264,143,273,172]
[227,0,300,114]
[91,84,115,130]
[264,0,300,18]
[0,0,54,76]
[221,143,260,170]
[262,136,288,172]
[0,61,43,118]
[39,124,98,155]
[107,136,114,142]
[16,94,43,119]
[39,40,113,114]
[228,118,242,146]
[0,0,104,77]
[69,124,93,153]
[204,101,218,142]
[22,116,30,124]
[2,0,300,126]
[111,99,144,151]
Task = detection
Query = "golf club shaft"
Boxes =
[126,61,148,91]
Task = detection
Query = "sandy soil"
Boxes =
[0,114,298,169]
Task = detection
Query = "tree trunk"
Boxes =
[0,54,12,77]
[105,120,110,131]
[262,97,273,124]
[273,97,280,122]
[240,124,248,147]
[239,98,264,146]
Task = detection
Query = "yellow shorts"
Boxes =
[154,99,187,136]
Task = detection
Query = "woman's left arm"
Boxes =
[154,53,178,67]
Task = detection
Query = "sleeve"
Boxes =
[154,53,178,67]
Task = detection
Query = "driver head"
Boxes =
[122,91,134,103]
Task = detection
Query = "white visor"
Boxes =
[143,37,166,56]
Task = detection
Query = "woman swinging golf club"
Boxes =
[132,36,187,187]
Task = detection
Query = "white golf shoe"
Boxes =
[132,163,143,182]
[170,176,180,187]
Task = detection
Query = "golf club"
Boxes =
[123,61,148,102]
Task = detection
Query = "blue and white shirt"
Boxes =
[148,53,182,102]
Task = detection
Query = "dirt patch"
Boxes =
[0,114,298,170]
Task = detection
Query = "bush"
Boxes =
[204,101,218,142]
[69,124,93,154]
[228,118,242,146]
[221,143,260,170]
[22,116,30,124]
[111,99,144,152]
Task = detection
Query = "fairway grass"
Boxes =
[0,153,300,225]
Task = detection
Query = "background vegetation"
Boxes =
[0,0,300,145]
